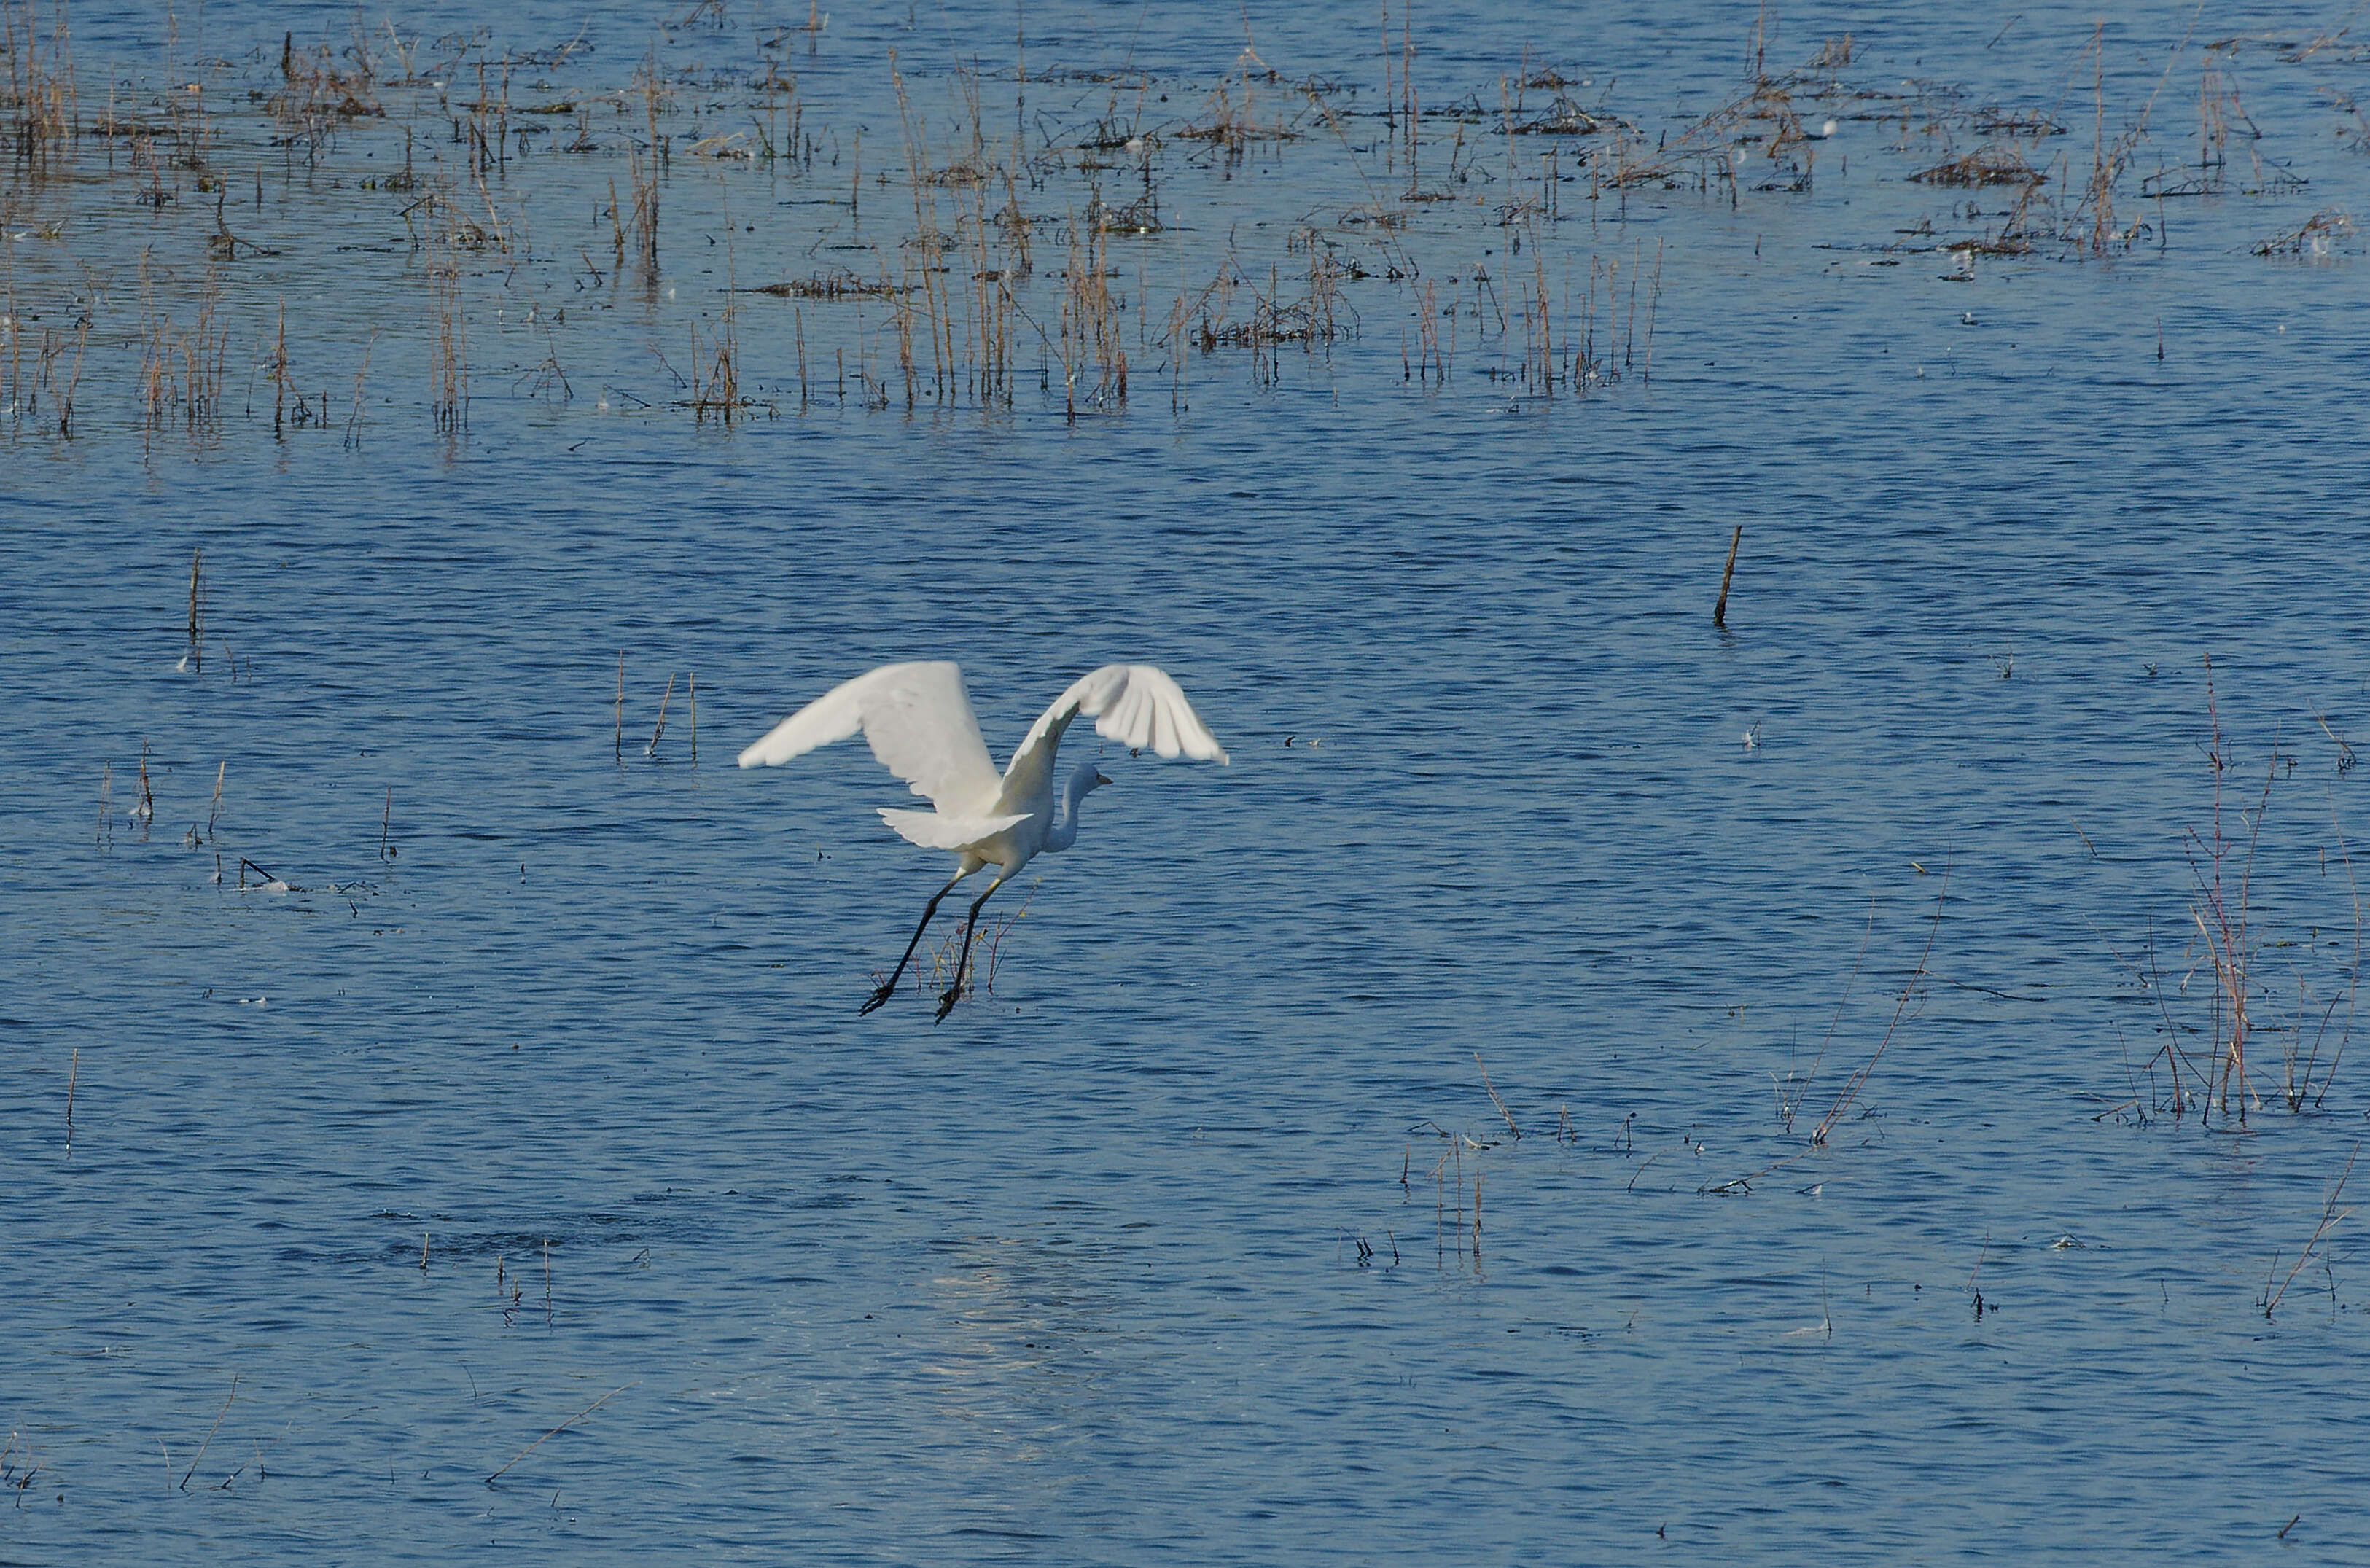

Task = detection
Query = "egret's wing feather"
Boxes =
[738,661,1005,814]
[878,808,1032,851]
[1007,663,1230,779]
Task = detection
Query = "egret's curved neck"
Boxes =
[1045,769,1095,853]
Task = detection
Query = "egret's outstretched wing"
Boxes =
[878,807,1032,851]
[738,661,1005,814]
[1006,664,1230,781]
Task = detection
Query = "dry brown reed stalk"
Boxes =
[687,673,696,762]
[2262,1143,2357,1319]
[613,653,624,758]
[424,191,469,434]
[63,1046,75,1152]
[1713,525,1742,627]
[2186,656,2269,1119]
[208,761,224,839]
[3,0,78,154]
[96,761,110,843]
[2197,51,2230,182]
[1812,866,1947,1146]
[687,200,749,421]
[1473,1050,1521,1139]
[905,889,1032,999]
[378,786,393,861]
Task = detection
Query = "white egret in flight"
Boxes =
[738,662,1229,1018]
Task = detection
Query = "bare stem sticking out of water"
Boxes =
[1812,863,1948,1145]
[179,1376,238,1491]
[2263,1143,2357,1319]
[1473,1050,1521,1139]
[486,1382,635,1486]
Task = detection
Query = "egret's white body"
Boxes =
[738,661,1228,1016]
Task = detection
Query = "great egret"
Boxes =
[738,662,1229,1018]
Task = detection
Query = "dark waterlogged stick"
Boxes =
[1713,524,1742,628]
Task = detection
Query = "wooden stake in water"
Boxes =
[66,1047,77,1154]
[614,652,625,759]
[1713,524,1742,628]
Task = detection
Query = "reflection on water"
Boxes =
[7,0,2370,1562]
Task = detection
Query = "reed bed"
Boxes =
[0,10,2356,445]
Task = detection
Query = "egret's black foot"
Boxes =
[934,984,962,1022]
[858,982,897,1016]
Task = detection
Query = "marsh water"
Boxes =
[6,0,2370,1560]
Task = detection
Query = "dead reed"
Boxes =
[179,1376,238,1491]
[2261,1144,2355,1319]
[2,0,77,155]
[5,7,2353,448]
[485,1382,634,1486]
[1811,867,1948,1147]
[2099,663,2362,1123]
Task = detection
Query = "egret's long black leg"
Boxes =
[935,873,1010,1022]
[862,870,967,1015]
